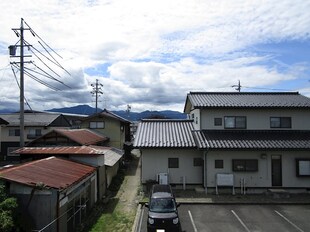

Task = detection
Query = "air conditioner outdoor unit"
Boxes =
[157,173,168,185]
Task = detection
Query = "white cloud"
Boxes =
[0,0,309,112]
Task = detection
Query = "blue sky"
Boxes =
[0,0,309,112]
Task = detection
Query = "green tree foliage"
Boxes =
[0,181,18,232]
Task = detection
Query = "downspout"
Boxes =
[203,149,209,194]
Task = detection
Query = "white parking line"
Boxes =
[188,210,198,232]
[274,210,304,232]
[231,210,251,232]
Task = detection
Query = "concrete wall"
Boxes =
[141,148,203,184]
[205,150,310,189]
[106,161,120,187]
[200,108,310,130]
[9,172,97,232]
[10,183,57,232]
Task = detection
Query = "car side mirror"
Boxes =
[177,203,181,208]
[145,203,149,208]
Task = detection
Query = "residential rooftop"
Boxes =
[133,119,196,148]
[184,92,310,112]
[0,157,95,190]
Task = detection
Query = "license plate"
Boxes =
[156,230,165,232]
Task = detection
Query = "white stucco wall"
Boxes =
[141,148,203,184]
[200,108,310,130]
[206,150,310,189]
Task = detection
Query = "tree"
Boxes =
[0,181,18,232]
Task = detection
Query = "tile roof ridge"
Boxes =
[141,119,193,122]
[189,91,300,95]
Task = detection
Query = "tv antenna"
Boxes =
[232,80,242,92]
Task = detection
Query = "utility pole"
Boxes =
[19,19,25,147]
[91,79,103,113]
[9,18,32,147]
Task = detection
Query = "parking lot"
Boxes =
[137,204,310,232]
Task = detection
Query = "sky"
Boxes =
[0,0,310,113]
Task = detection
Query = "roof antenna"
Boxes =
[232,80,241,92]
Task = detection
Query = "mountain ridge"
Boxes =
[46,105,187,121]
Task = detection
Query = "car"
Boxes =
[145,184,181,232]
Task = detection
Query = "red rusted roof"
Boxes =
[15,146,107,155]
[0,157,96,190]
[54,129,108,145]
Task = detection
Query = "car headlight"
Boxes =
[148,218,154,225]
[173,217,179,224]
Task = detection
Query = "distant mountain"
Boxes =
[47,105,100,115]
[46,105,187,121]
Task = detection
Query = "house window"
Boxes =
[214,118,222,126]
[215,160,224,169]
[296,159,310,177]
[232,159,258,172]
[28,129,42,139]
[168,158,179,168]
[89,121,105,129]
[193,158,203,167]
[9,129,20,136]
[270,117,291,128]
[224,116,246,129]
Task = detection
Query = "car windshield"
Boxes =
[149,198,176,213]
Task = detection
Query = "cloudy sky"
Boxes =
[0,0,310,112]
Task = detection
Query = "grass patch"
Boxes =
[77,169,135,232]
[89,201,134,232]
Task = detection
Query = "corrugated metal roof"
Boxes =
[94,146,123,166]
[192,130,310,150]
[185,92,310,111]
[0,113,63,126]
[54,129,108,145]
[14,145,123,166]
[0,157,95,190]
[133,119,196,148]
[14,146,106,155]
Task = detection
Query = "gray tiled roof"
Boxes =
[192,130,310,150]
[133,119,196,148]
[186,92,310,109]
[0,113,63,126]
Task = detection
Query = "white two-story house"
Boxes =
[134,92,310,193]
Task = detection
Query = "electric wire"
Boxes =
[22,40,71,88]
[11,62,60,91]
[10,65,34,111]
[23,19,63,59]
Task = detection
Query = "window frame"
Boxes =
[9,129,20,136]
[168,158,179,169]
[89,121,105,129]
[270,117,292,128]
[214,118,222,126]
[224,116,247,129]
[215,160,224,169]
[296,158,310,177]
[232,159,258,172]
